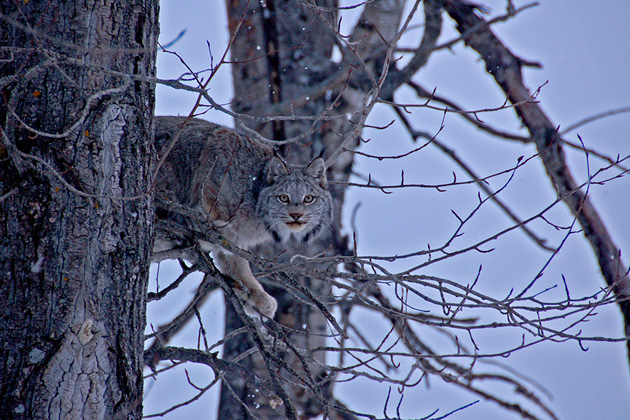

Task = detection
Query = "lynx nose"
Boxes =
[289,212,303,221]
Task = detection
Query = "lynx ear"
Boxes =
[305,157,327,188]
[267,156,288,184]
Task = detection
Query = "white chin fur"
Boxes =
[285,222,306,232]
[275,223,309,242]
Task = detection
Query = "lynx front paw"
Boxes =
[247,290,278,319]
[235,288,277,319]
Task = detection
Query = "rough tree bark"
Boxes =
[0,1,157,419]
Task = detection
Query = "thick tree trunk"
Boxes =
[0,1,157,419]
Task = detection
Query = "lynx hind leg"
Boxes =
[214,251,277,319]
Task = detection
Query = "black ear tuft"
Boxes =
[267,156,288,184]
[305,157,327,188]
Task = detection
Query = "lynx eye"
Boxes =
[303,194,315,204]
[278,194,290,204]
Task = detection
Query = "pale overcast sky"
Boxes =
[146,2,630,419]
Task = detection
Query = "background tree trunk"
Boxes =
[0,1,158,419]
[219,1,400,418]
[219,1,341,419]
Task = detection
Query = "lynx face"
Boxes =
[257,157,333,243]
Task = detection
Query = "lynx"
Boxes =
[152,116,333,319]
